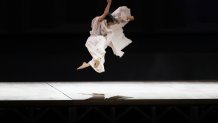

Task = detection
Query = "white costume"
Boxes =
[85,6,132,73]
[107,6,132,57]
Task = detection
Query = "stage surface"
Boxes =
[0,82,218,101]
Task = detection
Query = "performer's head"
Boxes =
[105,13,118,24]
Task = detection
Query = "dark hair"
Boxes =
[105,13,118,24]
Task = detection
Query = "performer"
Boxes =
[77,1,134,73]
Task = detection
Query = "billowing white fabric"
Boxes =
[112,6,131,22]
[107,6,132,57]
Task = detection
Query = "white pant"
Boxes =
[85,35,108,73]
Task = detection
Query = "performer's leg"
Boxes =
[77,62,90,70]
[85,36,106,59]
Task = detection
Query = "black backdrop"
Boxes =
[1,0,218,34]
[1,0,218,81]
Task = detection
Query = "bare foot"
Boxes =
[77,62,90,70]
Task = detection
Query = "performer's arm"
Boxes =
[98,0,112,22]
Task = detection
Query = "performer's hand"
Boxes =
[98,16,104,22]
[127,16,135,21]
[131,16,135,21]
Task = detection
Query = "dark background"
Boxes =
[1,0,218,81]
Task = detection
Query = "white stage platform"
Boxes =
[0,82,218,101]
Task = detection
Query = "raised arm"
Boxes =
[98,0,112,22]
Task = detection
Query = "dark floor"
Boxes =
[0,105,218,123]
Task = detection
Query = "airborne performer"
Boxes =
[77,0,134,73]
